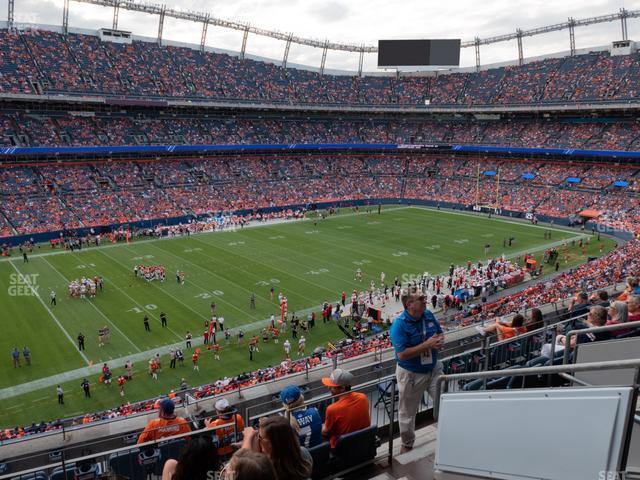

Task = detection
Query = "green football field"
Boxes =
[0,206,616,427]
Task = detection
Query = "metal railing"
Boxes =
[434,358,640,420]
[0,420,235,480]
[563,320,640,365]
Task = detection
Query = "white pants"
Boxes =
[396,362,443,449]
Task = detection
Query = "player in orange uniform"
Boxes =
[118,375,126,396]
[192,350,200,371]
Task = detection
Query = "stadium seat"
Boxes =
[154,439,186,475]
[330,425,378,473]
[109,448,159,479]
[49,462,99,480]
[10,473,48,480]
[308,441,331,479]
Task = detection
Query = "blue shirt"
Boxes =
[291,407,323,448]
[390,309,442,373]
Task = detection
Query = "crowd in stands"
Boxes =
[454,240,640,326]
[7,113,640,153]
[0,154,638,238]
[3,27,640,107]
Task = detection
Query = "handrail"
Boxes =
[246,373,396,422]
[434,358,640,420]
[487,312,588,349]
[563,320,640,364]
[0,421,233,480]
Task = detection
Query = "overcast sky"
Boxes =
[4,0,640,72]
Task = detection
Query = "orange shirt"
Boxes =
[324,392,370,448]
[137,416,191,444]
[205,414,245,455]
[496,324,527,341]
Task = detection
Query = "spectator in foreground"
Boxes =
[525,308,544,332]
[627,295,640,323]
[223,450,277,480]
[137,398,191,444]
[541,305,610,358]
[240,415,312,480]
[564,291,591,329]
[205,398,245,457]
[321,368,370,449]
[618,277,640,302]
[161,436,219,480]
[475,314,527,340]
[390,289,444,453]
[280,384,323,448]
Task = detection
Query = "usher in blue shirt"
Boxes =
[390,309,443,374]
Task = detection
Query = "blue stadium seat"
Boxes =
[10,473,48,480]
[331,425,378,473]
[50,462,99,480]
[109,447,160,479]
[308,441,331,479]
[154,439,186,475]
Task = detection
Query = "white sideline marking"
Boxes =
[41,257,142,353]
[8,260,90,365]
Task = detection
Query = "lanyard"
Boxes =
[421,315,428,341]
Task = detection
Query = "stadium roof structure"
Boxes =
[8,0,638,73]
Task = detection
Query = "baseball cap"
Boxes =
[159,398,175,416]
[215,398,230,411]
[280,385,301,405]
[322,369,354,388]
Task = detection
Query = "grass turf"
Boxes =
[0,206,616,427]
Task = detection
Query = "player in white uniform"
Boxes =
[283,339,291,358]
[380,271,385,285]
[354,268,362,281]
[298,336,306,356]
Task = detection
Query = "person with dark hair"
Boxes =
[476,314,527,340]
[137,398,191,444]
[594,290,610,308]
[161,435,220,480]
[223,450,277,480]
[525,308,544,332]
[240,415,312,480]
[565,291,590,330]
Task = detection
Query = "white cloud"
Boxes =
[8,0,639,71]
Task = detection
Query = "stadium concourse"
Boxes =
[1,20,640,480]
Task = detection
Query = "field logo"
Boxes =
[8,273,39,297]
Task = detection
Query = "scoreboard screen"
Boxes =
[377,39,460,67]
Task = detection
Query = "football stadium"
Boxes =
[0,1,640,479]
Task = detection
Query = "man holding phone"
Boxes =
[390,288,445,453]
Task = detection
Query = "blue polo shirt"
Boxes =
[390,309,443,373]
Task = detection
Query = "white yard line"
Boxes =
[7,260,90,365]
[40,256,142,353]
